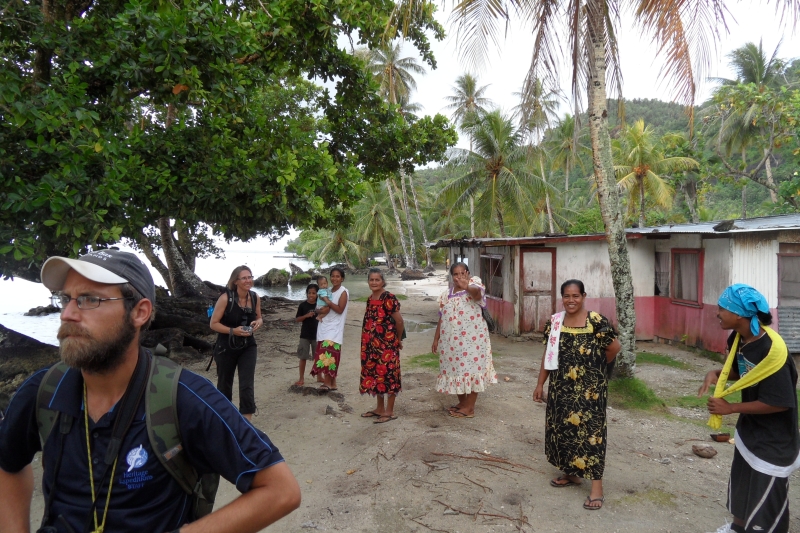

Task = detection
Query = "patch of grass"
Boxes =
[407,352,439,370]
[353,294,408,302]
[637,352,692,370]
[670,390,742,409]
[608,378,667,411]
[617,488,677,508]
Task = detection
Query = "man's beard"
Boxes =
[57,316,137,373]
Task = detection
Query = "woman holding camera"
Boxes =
[210,265,263,420]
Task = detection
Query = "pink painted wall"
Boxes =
[486,296,515,335]
[552,297,655,340]
[565,296,777,354]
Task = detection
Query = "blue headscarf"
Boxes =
[718,284,770,336]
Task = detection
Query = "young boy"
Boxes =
[294,283,319,386]
[315,275,331,321]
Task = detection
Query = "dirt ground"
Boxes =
[27,271,800,532]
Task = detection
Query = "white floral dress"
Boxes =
[436,276,497,394]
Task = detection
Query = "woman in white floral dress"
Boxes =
[431,262,497,418]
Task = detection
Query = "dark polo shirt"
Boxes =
[0,358,284,533]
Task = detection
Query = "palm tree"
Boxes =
[442,111,548,237]
[613,120,698,227]
[364,42,426,106]
[713,40,787,202]
[444,73,492,127]
[512,78,561,142]
[444,73,493,236]
[546,114,589,194]
[350,183,400,272]
[299,229,365,270]
[364,41,428,269]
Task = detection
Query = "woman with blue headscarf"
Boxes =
[698,284,799,533]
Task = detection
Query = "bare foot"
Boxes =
[294,380,304,386]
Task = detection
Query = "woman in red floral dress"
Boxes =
[359,268,405,424]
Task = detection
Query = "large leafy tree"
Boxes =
[614,119,699,227]
[0,0,448,295]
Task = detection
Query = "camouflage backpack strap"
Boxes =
[145,356,196,494]
[35,362,72,448]
[146,356,219,520]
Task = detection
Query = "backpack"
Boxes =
[208,288,257,319]
[36,355,220,522]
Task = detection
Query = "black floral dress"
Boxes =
[542,311,617,480]
[359,291,401,396]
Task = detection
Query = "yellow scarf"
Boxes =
[708,326,788,429]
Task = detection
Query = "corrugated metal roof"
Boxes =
[626,214,800,235]
[430,233,614,249]
[432,214,800,248]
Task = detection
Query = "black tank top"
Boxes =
[217,290,257,348]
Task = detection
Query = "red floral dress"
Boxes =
[359,291,402,396]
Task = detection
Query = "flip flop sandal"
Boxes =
[373,415,397,424]
[448,410,474,418]
[583,497,604,510]
[318,385,331,392]
[361,411,381,418]
[550,476,581,488]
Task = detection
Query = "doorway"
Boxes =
[521,248,555,333]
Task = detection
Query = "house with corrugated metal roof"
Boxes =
[431,214,800,354]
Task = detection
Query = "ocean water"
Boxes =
[0,236,401,346]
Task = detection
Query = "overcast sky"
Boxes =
[402,3,798,149]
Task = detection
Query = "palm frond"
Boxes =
[450,0,510,72]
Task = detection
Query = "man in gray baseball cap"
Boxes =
[0,249,301,532]
[41,248,156,305]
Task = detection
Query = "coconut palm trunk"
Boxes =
[763,148,778,203]
[639,176,646,228]
[407,173,434,270]
[386,178,412,268]
[380,234,395,272]
[586,8,636,377]
[495,205,507,237]
[398,170,419,269]
[539,157,556,233]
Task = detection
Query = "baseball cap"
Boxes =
[41,248,156,304]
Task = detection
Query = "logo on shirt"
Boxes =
[126,444,148,472]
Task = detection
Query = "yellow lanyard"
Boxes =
[84,383,118,533]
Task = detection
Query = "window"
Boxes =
[480,255,503,299]
[671,249,703,306]
[654,252,670,296]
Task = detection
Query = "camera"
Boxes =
[241,325,253,333]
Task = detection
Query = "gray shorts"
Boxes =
[296,338,315,360]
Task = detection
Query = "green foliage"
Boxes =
[608,378,666,411]
[567,205,605,235]
[0,0,453,278]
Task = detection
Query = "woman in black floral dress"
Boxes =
[359,269,404,424]
[533,279,621,510]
